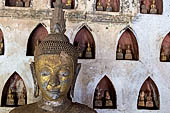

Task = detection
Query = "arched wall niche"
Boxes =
[140,0,163,14]
[137,77,160,110]
[160,32,170,62]
[73,26,95,59]
[5,0,31,7]
[96,0,120,12]
[51,0,75,9]
[1,72,27,107]
[26,23,48,56]
[93,75,117,109]
[0,29,4,55]
[116,28,139,60]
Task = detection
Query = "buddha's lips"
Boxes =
[47,89,60,94]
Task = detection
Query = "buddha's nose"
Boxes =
[48,74,60,87]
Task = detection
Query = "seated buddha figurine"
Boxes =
[125,45,133,60]
[64,0,72,9]
[106,0,112,12]
[85,42,93,58]
[104,90,113,107]
[10,1,97,113]
[94,89,103,107]
[23,0,30,7]
[97,0,104,11]
[77,43,83,58]
[18,90,26,106]
[160,48,167,61]
[138,91,145,107]
[7,89,15,106]
[146,92,154,108]
[16,0,23,7]
[150,0,157,14]
[116,44,123,60]
[141,0,148,14]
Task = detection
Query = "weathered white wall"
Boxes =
[0,0,170,113]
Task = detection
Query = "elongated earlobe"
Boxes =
[30,62,39,98]
[70,63,81,98]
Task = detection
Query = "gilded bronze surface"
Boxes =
[10,0,97,112]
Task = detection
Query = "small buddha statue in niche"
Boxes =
[85,43,93,58]
[0,39,4,55]
[106,0,112,12]
[64,0,72,9]
[160,48,167,61]
[10,1,97,113]
[16,0,23,7]
[125,45,133,60]
[97,0,104,11]
[18,91,25,106]
[138,91,145,107]
[150,0,157,14]
[77,43,83,58]
[146,92,154,108]
[116,44,123,60]
[23,0,30,7]
[94,89,103,107]
[141,0,148,14]
[7,89,15,106]
[104,90,113,107]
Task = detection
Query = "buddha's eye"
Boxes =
[40,68,50,76]
[59,68,70,77]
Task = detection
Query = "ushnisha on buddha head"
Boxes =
[34,33,78,101]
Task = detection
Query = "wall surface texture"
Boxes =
[0,0,170,113]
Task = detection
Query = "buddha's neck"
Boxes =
[38,97,72,112]
[41,96,71,106]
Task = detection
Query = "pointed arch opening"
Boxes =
[116,28,139,61]
[93,76,117,109]
[140,0,163,14]
[160,32,170,62]
[137,77,160,110]
[5,0,31,7]
[0,29,4,55]
[1,72,27,107]
[26,23,48,56]
[73,26,95,59]
[51,0,75,9]
[96,0,120,12]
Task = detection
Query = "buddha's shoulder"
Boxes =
[9,102,38,113]
[70,102,97,113]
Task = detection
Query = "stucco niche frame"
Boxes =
[116,26,139,61]
[26,22,49,56]
[70,23,97,60]
[91,75,118,110]
[93,0,122,12]
[0,71,30,106]
[136,76,160,110]
[159,30,170,62]
[3,0,33,8]
[50,0,78,9]
[136,0,163,15]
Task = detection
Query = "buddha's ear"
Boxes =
[71,63,81,98]
[30,62,39,98]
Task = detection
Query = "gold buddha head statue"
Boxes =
[33,33,79,101]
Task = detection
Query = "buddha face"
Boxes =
[35,53,74,101]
